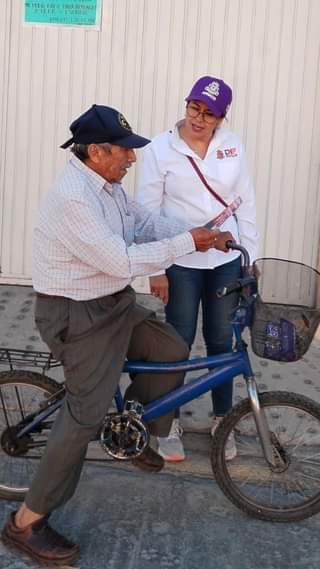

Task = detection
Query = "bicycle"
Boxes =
[1,243,320,523]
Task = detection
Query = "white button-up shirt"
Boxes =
[137,125,259,268]
[33,156,195,300]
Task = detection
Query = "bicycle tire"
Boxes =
[0,370,63,501]
[211,391,320,522]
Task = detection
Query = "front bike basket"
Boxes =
[250,258,320,362]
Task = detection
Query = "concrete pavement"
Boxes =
[1,462,320,569]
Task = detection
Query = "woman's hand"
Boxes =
[149,275,169,304]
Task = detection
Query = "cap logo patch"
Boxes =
[202,81,220,101]
[118,113,132,131]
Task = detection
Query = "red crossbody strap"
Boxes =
[186,155,229,208]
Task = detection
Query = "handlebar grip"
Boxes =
[216,281,242,298]
[226,240,236,250]
[216,276,257,298]
[224,241,251,268]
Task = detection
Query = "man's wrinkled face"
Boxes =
[87,144,136,182]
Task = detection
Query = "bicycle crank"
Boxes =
[1,426,31,456]
[99,401,149,460]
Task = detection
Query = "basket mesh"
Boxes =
[251,258,320,362]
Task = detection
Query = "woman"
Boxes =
[137,76,259,462]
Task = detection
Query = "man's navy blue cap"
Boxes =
[60,104,150,149]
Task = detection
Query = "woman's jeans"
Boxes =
[165,257,242,417]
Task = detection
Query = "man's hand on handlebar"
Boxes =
[213,231,235,252]
[189,228,235,253]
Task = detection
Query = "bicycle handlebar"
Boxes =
[216,241,256,297]
[216,275,257,298]
[225,240,250,268]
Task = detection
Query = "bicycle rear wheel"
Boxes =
[211,391,320,522]
[0,370,63,501]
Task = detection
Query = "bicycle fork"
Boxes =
[246,376,286,470]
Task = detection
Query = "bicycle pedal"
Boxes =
[124,400,144,417]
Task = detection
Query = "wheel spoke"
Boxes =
[14,385,26,421]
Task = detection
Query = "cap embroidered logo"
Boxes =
[118,113,132,132]
[202,81,220,101]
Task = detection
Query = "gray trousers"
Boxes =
[26,286,188,514]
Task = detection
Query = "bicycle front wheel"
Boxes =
[0,370,63,501]
[211,391,320,522]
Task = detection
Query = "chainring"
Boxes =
[99,412,149,460]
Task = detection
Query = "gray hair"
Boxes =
[71,144,89,161]
[71,142,112,162]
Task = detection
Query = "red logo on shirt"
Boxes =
[224,147,238,157]
[216,147,238,159]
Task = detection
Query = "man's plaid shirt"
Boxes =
[33,156,194,300]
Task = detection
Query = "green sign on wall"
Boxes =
[24,0,101,27]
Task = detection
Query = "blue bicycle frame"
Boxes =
[120,347,253,422]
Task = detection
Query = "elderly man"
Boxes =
[2,104,233,566]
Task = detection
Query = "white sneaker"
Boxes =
[211,416,237,461]
[157,419,185,462]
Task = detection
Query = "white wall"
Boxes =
[0,0,320,284]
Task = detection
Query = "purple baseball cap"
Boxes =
[185,76,232,118]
